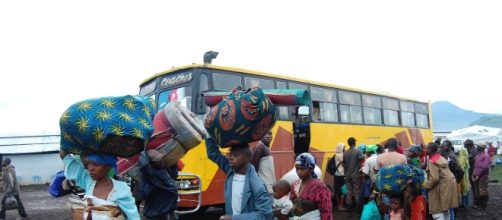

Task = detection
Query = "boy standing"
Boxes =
[206,138,273,220]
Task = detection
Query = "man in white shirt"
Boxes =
[361,145,378,182]
[206,138,273,220]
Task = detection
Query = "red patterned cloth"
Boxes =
[291,179,332,220]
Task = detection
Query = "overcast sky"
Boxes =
[1,1,501,135]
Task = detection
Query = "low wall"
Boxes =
[7,153,63,185]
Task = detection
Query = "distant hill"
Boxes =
[470,115,502,128]
[432,101,484,131]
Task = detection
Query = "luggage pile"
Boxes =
[117,101,206,180]
[59,95,207,181]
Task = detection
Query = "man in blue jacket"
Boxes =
[206,138,273,220]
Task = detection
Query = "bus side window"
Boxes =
[213,72,242,90]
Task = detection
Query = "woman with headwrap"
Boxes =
[458,148,470,207]
[334,143,347,211]
[60,150,140,220]
[290,153,332,220]
[407,145,423,168]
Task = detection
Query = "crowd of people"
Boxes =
[0,134,496,220]
[327,137,495,220]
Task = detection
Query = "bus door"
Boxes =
[292,106,311,157]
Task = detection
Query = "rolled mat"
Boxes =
[204,87,277,147]
[59,95,155,157]
[203,89,310,107]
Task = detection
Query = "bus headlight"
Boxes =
[176,176,200,190]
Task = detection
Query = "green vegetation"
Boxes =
[490,156,502,183]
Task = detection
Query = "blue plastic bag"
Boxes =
[48,171,68,197]
[341,184,347,195]
[361,200,381,220]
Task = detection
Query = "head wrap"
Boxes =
[336,143,345,154]
[366,145,378,153]
[409,145,423,154]
[357,144,366,154]
[87,154,118,174]
[295,153,317,178]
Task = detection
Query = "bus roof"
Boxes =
[141,64,429,103]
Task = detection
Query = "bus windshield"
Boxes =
[157,86,192,112]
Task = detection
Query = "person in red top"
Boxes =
[488,143,496,168]
[290,153,332,220]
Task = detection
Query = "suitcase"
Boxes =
[118,101,206,178]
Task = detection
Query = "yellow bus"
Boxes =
[138,59,433,213]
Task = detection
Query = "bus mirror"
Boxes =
[298,106,310,116]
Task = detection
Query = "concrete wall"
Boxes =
[7,153,64,185]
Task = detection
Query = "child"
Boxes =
[272,180,293,220]
[389,196,404,220]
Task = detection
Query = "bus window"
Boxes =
[382,97,399,110]
[339,91,361,106]
[400,101,415,112]
[200,74,209,92]
[401,112,416,127]
[383,109,399,126]
[415,103,429,128]
[140,80,156,96]
[311,86,337,122]
[416,113,429,128]
[319,102,338,122]
[340,105,350,123]
[276,81,287,89]
[350,105,363,124]
[364,107,382,125]
[277,107,290,120]
[213,72,242,90]
[362,94,382,108]
[157,86,193,112]
[362,94,382,125]
[289,82,308,90]
[276,81,290,120]
[400,101,416,127]
[244,76,274,89]
[339,91,362,124]
[415,103,428,114]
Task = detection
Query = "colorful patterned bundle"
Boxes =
[375,163,424,195]
[59,95,155,157]
[204,87,277,147]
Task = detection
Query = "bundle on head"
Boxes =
[204,87,277,147]
[59,95,155,157]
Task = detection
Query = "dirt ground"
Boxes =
[6,181,502,220]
